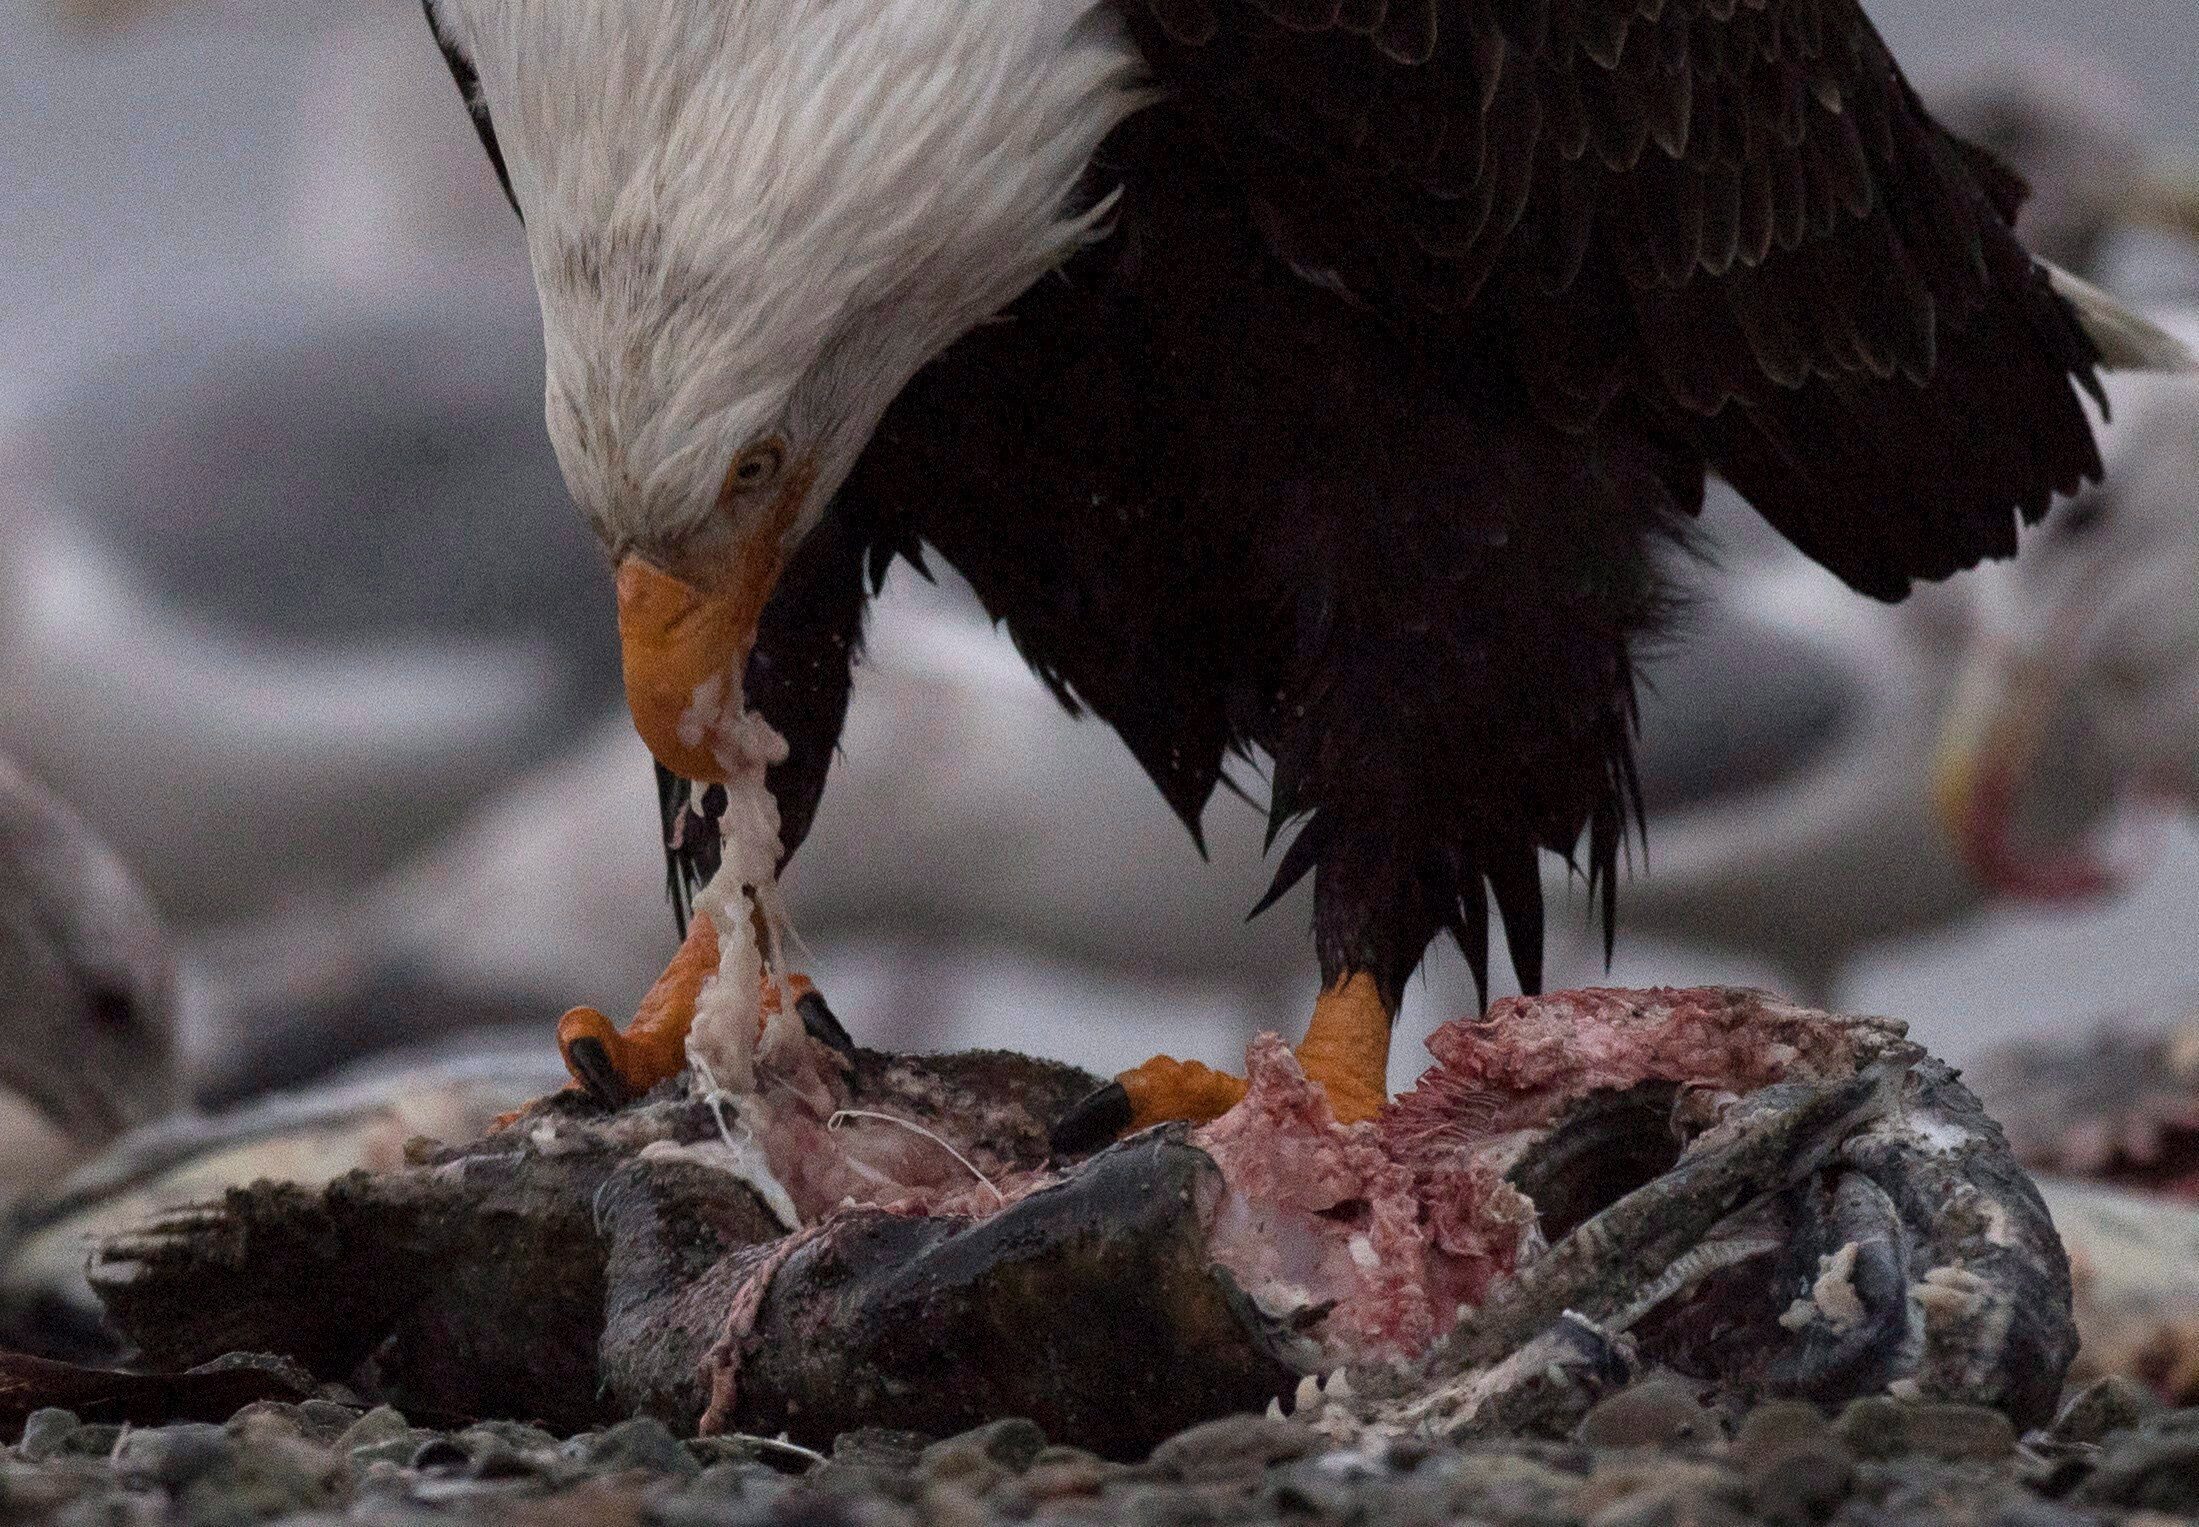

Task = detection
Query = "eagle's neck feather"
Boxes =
[432,0,1149,532]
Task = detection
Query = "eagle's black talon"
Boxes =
[1050,1081,1134,1156]
[796,990,855,1058]
[565,1036,630,1110]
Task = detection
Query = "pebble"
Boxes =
[463,1440,547,1483]
[11,1388,2199,1523]
[225,1400,361,1445]
[2077,1417,2199,1514]
[112,1422,233,1490]
[830,1428,933,1471]
[2049,1377,2163,1446]
[1728,1401,1854,1524]
[181,1432,347,1522]
[62,1423,125,1458]
[916,1417,1049,1494]
[346,1432,448,1471]
[16,1408,81,1462]
[1576,1457,1739,1523]
[459,1420,559,1456]
[561,1416,699,1480]
[1833,1396,2018,1462]
[1577,1377,1723,1450]
[651,1465,794,1527]
[1142,1414,1316,1482]
[408,1436,471,1474]
[334,1407,412,1454]
[1002,1445,1118,1509]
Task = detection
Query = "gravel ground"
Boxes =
[6,1381,2199,1525]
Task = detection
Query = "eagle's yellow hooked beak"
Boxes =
[614,473,809,782]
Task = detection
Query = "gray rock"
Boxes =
[1428,1450,1589,1522]
[2078,1421,2199,1514]
[349,1457,411,1501]
[346,1433,446,1472]
[406,1436,470,1474]
[1577,1376,1722,1450]
[462,1439,551,1483]
[1730,1401,1836,1460]
[688,1459,794,1499]
[1745,1446,1853,1525]
[828,1429,932,1472]
[15,1407,80,1461]
[190,1432,346,1522]
[1142,1414,1316,1483]
[297,1400,365,1436]
[61,1424,123,1458]
[1834,1397,2017,1462]
[2048,1376,2164,1446]
[995,1446,1123,1515]
[652,1465,796,1527]
[457,1420,559,1456]
[917,1418,1048,1484]
[564,1417,699,1480]
[1990,1502,2105,1527]
[220,1399,358,1446]
[19,1393,2199,1524]
[799,1457,924,1507]
[111,1422,232,1490]
[334,1406,410,1453]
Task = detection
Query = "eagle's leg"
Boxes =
[1289,972,1394,1121]
[555,912,838,1108]
[1052,973,1393,1149]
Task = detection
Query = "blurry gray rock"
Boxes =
[0,276,613,934]
[0,755,177,1187]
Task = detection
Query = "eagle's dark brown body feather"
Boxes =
[432,0,2104,1004]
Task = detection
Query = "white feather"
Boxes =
[430,0,1150,545]
[2048,263,2198,374]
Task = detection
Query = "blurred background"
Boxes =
[3,0,2198,1186]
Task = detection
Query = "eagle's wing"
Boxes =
[1113,0,2105,599]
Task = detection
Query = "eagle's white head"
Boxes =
[431,0,1147,777]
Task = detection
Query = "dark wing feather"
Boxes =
[1113,0,2103,600]
[421,2,521,219]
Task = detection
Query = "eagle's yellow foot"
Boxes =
[555,916,843,1109]
[1051,973,1393,1152]
[558,913,722,1107]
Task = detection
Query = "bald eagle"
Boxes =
[421,0,2157,1143]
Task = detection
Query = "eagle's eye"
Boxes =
[721,436,789,505]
